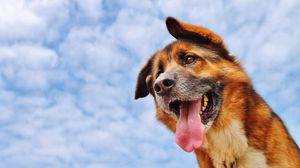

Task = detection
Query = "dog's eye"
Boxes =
[184,55,196,64]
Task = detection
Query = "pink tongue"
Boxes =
[175,99,205,152]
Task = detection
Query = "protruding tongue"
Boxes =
[175,99,205,152]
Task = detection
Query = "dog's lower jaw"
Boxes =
[156,107,249,167]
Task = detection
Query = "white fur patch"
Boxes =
[202,120,270,168]
[238,147,269,168]
[204,120,248,167]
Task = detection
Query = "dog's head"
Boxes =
[135,17,249,152]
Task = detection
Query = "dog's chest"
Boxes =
[202,120,269,168]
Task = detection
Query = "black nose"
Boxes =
[154,78,175,95]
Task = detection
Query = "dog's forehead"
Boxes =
[162,41,194,59]
[155,40,219,65]
[154,41,191,66]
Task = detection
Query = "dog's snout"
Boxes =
[163,79,175,87]
[154,78,175,95]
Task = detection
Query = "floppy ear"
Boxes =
[134,55,155,99]
[166,17,228,55]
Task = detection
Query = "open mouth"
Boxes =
[169,92,215,125]
[168,92,219,152]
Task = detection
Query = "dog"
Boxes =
[134,17,300,168]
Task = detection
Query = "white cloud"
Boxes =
[0,44,57,68]
[26,0,71,43]
[58,26,130,78]
[75,0,103,20]
[0,0,70,43]
[0,0,45,42]
[0,44,58,91]
[106,10,167,57]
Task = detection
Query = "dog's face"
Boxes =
[135,17,249,152]
[150,41,224,128]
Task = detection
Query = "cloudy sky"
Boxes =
[0,0,299,167]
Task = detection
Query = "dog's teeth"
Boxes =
[204,100,208,107]
[204,95,208,103]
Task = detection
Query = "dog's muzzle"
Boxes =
[154,72,176,96]
[153,70,223,126]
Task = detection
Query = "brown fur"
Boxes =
[135,17,300,168]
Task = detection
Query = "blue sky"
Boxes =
[0,0,299,167]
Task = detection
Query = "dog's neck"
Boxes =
[199,120,248,167]
[195,82,268,168]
